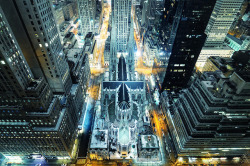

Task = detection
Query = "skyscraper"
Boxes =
[202,50,250,74]
[158,0,179,55]
[162,0,217,90]
[142,0,165,28]
[109,0,135,81]
[204,0,244,47]
[77,0,96,38]
[161,70,250,157]
[0,7,34,100]
[0,0,72,93]
[0,7,79,158]
[196,0,244,70]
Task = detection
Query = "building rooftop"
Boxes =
[85,32,93,39]
[118,56,127,81]
[236,71,250,82]
[226,34,243,45]
[118,83,130,106]
[26,78,43,91]
[70,84,78,96]
[143,116,150,125]
[60,21,71,32]
[103,81,144,90]
[33,108,66,132]
[141,135,159,149]
[26,97,58,116]
[119,126,129,145]
[90,129,108,149]
[65,32,74,39]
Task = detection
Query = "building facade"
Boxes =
[144,35,158,67]
[77,0,96,38]
[162,0,217,90]
[204,0,244,47]
[161,71,250,157]
[0,7,79,158]
[225,34,250,51]
[63,2,74,21]
[202,50,250,74]
[1,0,72,93]
[195,47,233,71]
[138,135,160,159]
[53,6,65,28]
[196,0,244,71]
[0,3,89,158]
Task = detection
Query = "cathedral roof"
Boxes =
[103,81,144,89]
[118,83,130,109]
[118,83,129,102]
[118,55,127,81]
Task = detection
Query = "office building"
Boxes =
[162,0,217,90]
[138,135,160,159]
[0,7,34,101]
[63,2,74,21]
[67,48,91,103]
[158,0,180,57]
[110,0,132,52]
[204,0,244,47]
[53,6,65,27]
[142,0,165,28]
[202,50,250,74]
[83,32,95,67]
[0,0,72,93]
[104,35,111,66]
[77,0,96,38]
[202,56,235,76]
[0,7,80,158]
[196,0,244,70]
[195,47,233,71]
[225,34,250,51]
[161,70,250,157]
[144,32,159,67]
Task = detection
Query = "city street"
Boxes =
[78,75,102,159]
[145,78,170,166]
[91,0,111,73]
